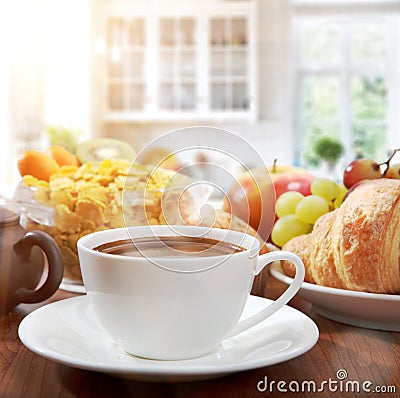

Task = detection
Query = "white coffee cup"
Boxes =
[77,225,304,360]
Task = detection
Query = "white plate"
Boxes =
[18,295,319,382]
[270,262,400,332]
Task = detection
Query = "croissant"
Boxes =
[280,233,315,283]
[282,178,400,294]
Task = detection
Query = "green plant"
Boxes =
[313,136,344,165]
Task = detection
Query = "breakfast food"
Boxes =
[22,159,188,282]
[343,148,399,188]
[309,210,346,288]
[45,145,80,167]
[271,177,347,247]
[280,233,314,283]
[21,157,269,283]
[76,138,136,164]
[18,150,61,182]
[94,236,246,257]
[18,146,80,181]
[222,161,314,240]
[343,157,382,188]
[281,178,400,293]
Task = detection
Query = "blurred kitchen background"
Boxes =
[1,0,399,194]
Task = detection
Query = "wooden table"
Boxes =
[1,274,399,398]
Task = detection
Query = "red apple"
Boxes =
[222,163,315,239]
[343,158,381,188]
[270,164,315,198]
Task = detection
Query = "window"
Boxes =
[293,2,400,166]
[0,0,90,194]
[0,11,11,193]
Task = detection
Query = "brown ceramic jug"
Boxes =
[0,207,63,314]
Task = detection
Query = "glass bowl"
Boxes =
[14,160,204,292]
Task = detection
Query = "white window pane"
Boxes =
[299,21,341,66]
[179,18,195,45]
[180,50,196,77]
[159,51,175,77]
[180,84,196,109]
[231,18,247,45]
[210,19,226,46]
[232,83,248,109]
[159,83,175,109]
[351,76,387,120]
[232,50,247,76]
[160,19,175,46]
[107,19,123,47]
[108,84,124,110]
[352,123,388,160]
[128,51,144,78]
[302,76,339,119]
[128,19,144,46]
[128,84,144,110]
[210,50,226,76]
[211,83,226,109]
[350,22,387,65]
[108,56,123,78]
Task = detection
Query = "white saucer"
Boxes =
[270,262,400,332]
[18,295,318,382]
[59,282,86,294]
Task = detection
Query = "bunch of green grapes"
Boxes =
[271,178,348,247]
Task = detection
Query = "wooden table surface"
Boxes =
[1,273,399,398]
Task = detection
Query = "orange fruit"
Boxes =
[45,145,80,167]
[18,150,61,181]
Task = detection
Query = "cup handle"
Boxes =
[224,251,305,339]
[13,231,64,304]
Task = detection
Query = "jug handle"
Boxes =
[13,231,64,304]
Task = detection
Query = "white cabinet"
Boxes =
[157,17,198,112]
[208,16,252,113]
[92,1,257,123]
[106,17,146,112]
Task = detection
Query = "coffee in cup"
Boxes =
[78,225,304,360]
[93,236,245,257]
